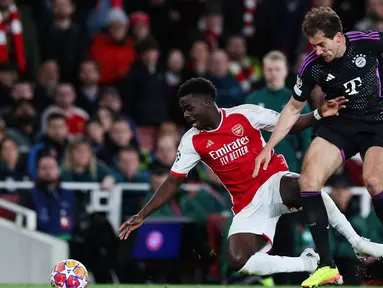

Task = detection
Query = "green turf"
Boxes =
[0,285,362,288]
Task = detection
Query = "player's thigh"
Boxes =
[299,137,344,190]
[279,173,302,209]
[227,233,269,271]
[362,146,383,195]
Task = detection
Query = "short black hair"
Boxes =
[47,112,66,123]
[177,77,216,101]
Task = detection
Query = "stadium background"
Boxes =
[0,0,383,286]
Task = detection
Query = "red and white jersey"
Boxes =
[170,104,289,214]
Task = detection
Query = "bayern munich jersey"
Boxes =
[170,104,289,214]
[293,30,383,122]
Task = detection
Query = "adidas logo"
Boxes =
[326,73,335,81]
[206,140,214,148]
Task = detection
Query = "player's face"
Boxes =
[179,94,210,130]
[309,31,343,62]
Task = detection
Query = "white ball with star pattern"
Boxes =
[50,259,89,288]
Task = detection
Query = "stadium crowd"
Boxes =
[0,0,383,285]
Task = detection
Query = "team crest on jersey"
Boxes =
[232,124,244,137]
[352,54,366,68]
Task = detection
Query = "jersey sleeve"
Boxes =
[232,104,280,132]
[170,130,201,178]
[293,56,316,102]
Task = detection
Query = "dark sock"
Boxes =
[300,191,333,267]
[372,191,383,224]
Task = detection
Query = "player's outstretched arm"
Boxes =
[119,174,184,240]
[290,96,348,133]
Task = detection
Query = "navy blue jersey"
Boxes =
[293,30,383,122]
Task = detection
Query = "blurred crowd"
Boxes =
[0,0,383,285]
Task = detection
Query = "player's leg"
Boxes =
[227,233,318,276]
[280,173,383,258]
[299,137,343,268]
[362,146,383,224]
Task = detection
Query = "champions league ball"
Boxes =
[50,259,89,288]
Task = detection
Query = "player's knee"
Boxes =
[227,250,250,272]
[363,173,382,195]
[298,173,321,191]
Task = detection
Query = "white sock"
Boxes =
[321,192,360,245]
[239,252,307,275]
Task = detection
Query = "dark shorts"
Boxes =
[314,116,383,161]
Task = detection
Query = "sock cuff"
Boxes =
[300,191,321,197]
[372,191,383,200]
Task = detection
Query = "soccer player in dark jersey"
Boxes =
[255,6,383,287]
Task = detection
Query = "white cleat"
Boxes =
[300,248,320,273]
[352,237,383,259]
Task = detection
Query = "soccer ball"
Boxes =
[50,259,89,288]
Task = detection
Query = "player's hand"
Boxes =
[320,96,349,117]
[253,145,272,177]
[119,214,144,240]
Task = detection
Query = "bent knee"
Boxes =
[227,251,250,272]
[363,174,383,195]
[299,173,322,191]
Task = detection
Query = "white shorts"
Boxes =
[228,171,299,253]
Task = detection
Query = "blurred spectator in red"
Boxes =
[205,50,244,108]
[76,59,101,116]
[0,0,40,78]
[20,154,75,240]
[34,60,60,112]
[42,0,87,83]
[130,11,151,43]
[122,37,170,127]
[184,40,210,79]
[61,138,122,188]
[184,2,224,52]
[226,34,262,93]
[28,113,68,179]
[89,8,136,85]
[41,83,89,137]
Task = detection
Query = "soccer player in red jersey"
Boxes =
[120,77,383,278]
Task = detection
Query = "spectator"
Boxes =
[84,118,104,153]
[130,11,151,42]
[246,51,312,173]
[34,60,60,112]
[42,0,87,82]
[0,137,29,193]
[89,8,136,85]
[0,62,18,107]
[41,83,89,137]
[153,135,177,167]
[0,0,40,78]
[226,34,262,93]
[184,40,210,79]
[28,113,68,179]
[61,138,122,188]
[157,121,180,143]
[355,0,383,31]
[122,37,171,127]
[97,106,118,133]
[4,100,38,152]
[76,59,101,116]
[20,155,75,240]
[97,119,138,166]
[205,50,244,108]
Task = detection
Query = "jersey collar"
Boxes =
[203,108,225,133]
